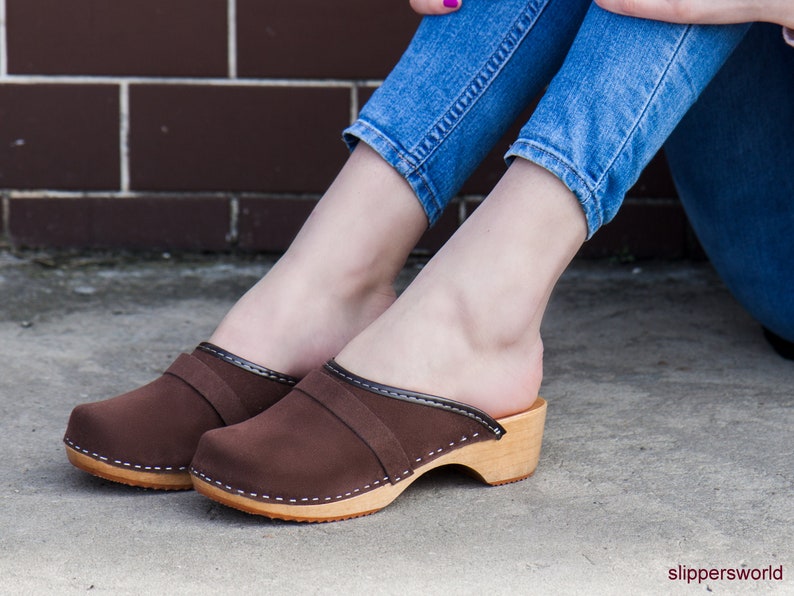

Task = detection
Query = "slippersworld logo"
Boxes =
[669,564,784,584]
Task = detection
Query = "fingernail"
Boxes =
[443,0,459,7]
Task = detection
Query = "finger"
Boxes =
[594,0,695,22]
[595,0,761,25]
[410,0,462,16]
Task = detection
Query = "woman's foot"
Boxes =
[335,160,587,418]
[64,343,299,489]
[64,145,428,487]
[189,160,584,517]
[209,144,428,377]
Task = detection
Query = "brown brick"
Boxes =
[237,197,316,252]
[628,150,678,198]
[578,200,688,259]
[237,0,421,79]
[416,203,460,253]
[0,85,119,190]
[9,196,230,250]
[130,85,350,193]
[6,0,227,76]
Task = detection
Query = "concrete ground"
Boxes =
[0,250,791,595]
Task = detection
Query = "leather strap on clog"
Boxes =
[197,342,298,386]
[165,353,250,426]
[295,370,414,485]
[324,360,506,438]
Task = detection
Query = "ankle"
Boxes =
[277,247,399,315]
[423,283,546,416]
[210,254,399,377]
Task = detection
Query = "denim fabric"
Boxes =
[346,1,746,233]
[506,5,748,237]
[344,0,590,225]
[346,3,790,342]
[665,23,794,342]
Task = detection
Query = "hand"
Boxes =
[409,0,462,16]
[595,0,794,29]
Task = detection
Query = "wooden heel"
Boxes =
[192,397,548,522]
[191,365,549,523]
[452,397,547,485]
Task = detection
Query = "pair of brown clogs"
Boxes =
[64,343,546,522]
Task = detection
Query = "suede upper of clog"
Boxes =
[190,362,503,504]
[64,343,297,472]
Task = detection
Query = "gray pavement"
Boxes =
[0,250,791,595]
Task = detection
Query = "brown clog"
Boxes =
[64,343,298,490]
[190,360,547,522]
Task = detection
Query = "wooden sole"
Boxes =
[193,397,547,522]
[65,446,193,490]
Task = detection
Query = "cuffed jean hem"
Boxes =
[341,0,591,228]
[343,121,440,226]
[505,141,602,239]
[505,8,748,241]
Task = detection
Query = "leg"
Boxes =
[65,0,592,487]
[189,7,753,520]
[664,23,794,345]
[337,159,584,418]
[344,0,591,225]
[507,6,749,237]
[339,5,750,417]
[210,143,427,378]
[213,0,593,376]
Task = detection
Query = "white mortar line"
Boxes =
[227,195,239,244]
[119,82,130,192]
[349,85,359,125]
[0,74,380,88]
[5,190,326,200]
[458,196,467,224]
[1,193,9,238]
[228,0,237,79]
[0,0,8,78]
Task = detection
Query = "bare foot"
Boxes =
[210,253,399,378]
[336,160,586,418]
[210,144,428,378]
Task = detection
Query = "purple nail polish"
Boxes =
[443,0,459,7]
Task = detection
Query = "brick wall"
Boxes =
[0,0,691,258]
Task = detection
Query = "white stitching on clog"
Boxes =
[64,438,187,472]
[189,432,480,504]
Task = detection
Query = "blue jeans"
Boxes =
[345,1,746,232]
[665,23,794,342]
[346,2,792,341]
[345,0,591,225]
